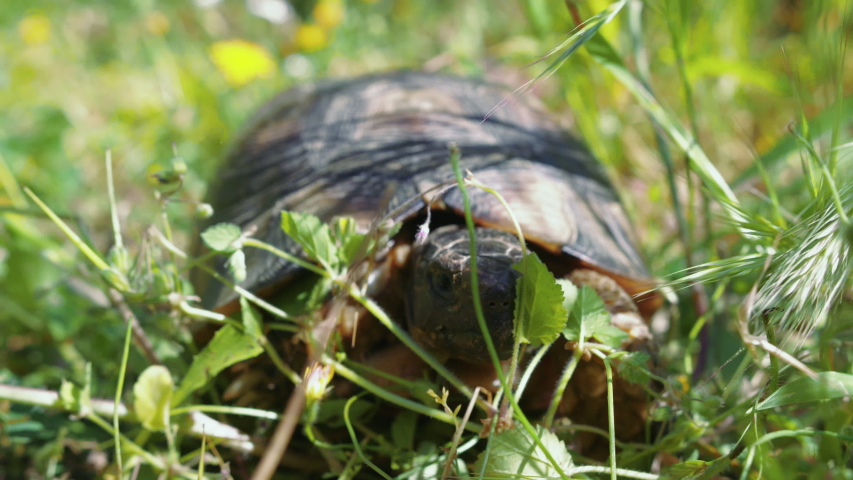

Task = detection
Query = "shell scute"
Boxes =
[202,72,651,308]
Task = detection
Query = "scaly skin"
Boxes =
[407,225,522,363]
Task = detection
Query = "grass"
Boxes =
[1,0,853,479]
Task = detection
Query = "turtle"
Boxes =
[200,71,659,364]
[200,71,662,459]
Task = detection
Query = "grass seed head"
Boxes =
[752,183,853,341]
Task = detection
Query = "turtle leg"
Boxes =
[568,269,652,344]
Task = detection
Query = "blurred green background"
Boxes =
[1,0,851,478]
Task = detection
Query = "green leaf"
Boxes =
[405,441,442,480]
[512,253,569,346]
[201,223,242,252]
[172,324,264,406]
[267,273,332,316]
[617,352,652,385]
[339,232,369,267]
[593,324,631,348]
[59,379,83,412]
[562,285,627,347]
[473,425,572,479]
[391,410,418,453]
[652,406,674,422]
[227,249,247,283]
[239,296,263,340]
[81,363,92,417]
[563,285,607,341]
[315,398,372,428]
[58,363,93,416]
[281,211,338,271]
[331,215,371,266]
[133,365,174,431]
[331,216,358,238]
[149,163,184,195]
[757,372,853,410]
[556,279,578,312]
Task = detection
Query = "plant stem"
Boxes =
[328,356,481,433]
[542,348,582,428]
[593,350,618,480]
[514,342,552,402]
[113,311,134,475]
[569,465,660,480]
[449,145,570,480]
[343,396,394,480]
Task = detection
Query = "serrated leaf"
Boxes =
[562,285,627,347]
[473,425,572,479]
[757,372,853,410]
[227,249,246,283]
[201,223,242,252]
[512,253,569,346]
[239,296,263,340]
[617,352,652,385]
[570,285,610,336]
[592,324,630,348]
[556,279,578,312]
[172,324,263,406]
[133,365,174,431]
[281,211,338,271]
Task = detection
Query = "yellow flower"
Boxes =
[295,24,328,52]
[145,11,171,37]
[209,39,276,87]
[313,0,345,30]
[303,363,334,403]
[18,14,51,46]
[674,374,690,396]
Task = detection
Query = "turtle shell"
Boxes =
[201,71,654,310]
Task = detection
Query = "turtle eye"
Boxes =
[431,271,453,295]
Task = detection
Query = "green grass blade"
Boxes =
[582,34,750,234]
[23,187,110,271]
[757,372,853,410]
[733,95,853,187]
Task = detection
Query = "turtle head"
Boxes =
[407,225,523,363]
